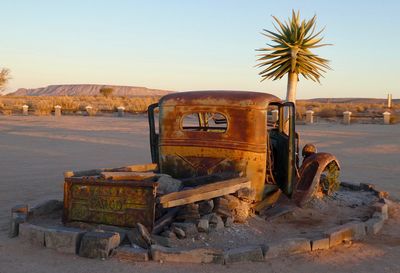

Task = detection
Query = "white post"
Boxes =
[54,105,61,116]
[343,111,352,125]
[85,106,93,116]
[271,109,279,123]
[387,94,392,109]
[117,106,125,117]
[22,105,29,116]
[383,111,391,125]
[306,110,314,124]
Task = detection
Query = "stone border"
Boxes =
[9,183,392,264]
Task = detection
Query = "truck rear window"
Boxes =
[181,112,227,133]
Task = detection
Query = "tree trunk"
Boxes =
[283,72,298,133]
[286,72,298,103]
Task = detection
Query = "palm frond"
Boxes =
[0,68,11,90]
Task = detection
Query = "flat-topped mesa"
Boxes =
[9,84,172,97]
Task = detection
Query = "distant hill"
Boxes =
[6,86,397,104]
[300,98,399,104]
[8,84,173,97]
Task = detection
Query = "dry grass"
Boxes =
[0,95,398,119]
[0,95,160,115]
[296,100,399,119]
[390,114,400,124]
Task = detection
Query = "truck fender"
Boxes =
[292,152,340,206]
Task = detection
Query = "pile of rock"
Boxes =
[8,181,394,264]
[157,191,254,240]
[8,193,255,260]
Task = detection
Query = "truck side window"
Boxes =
[267,105,279,131]
[181,112,227,133]
[281,105,293,136]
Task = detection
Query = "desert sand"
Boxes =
[0,115,399,273]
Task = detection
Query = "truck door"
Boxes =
[147,103,159,164]
[268,102,296,196]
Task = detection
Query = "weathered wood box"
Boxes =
[63,176,158,231]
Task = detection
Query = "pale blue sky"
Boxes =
[2,0,399,98]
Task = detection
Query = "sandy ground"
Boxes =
[0,115,399,273]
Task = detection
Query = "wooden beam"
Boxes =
[105,163,158,172]
[100,171,156,181]
[253,189,282,213]
[152,207,180,234]
[64,169,104,177]
[158,177,251,208]
[65,163,157,178]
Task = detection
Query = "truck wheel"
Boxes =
[314,161,340,197]
[293,152,340,206]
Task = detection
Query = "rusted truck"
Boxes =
[148,91,340,203]
[64,90,340,230]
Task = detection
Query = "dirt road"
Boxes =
[0,115,399,273]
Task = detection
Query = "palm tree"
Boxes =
[0,68,11,92]
[256,10,331,103]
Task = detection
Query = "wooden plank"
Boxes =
[64,163,157,179]
[264,204,298,221]
[100,171,156,181]
[160,177,249,203]
[152,207,180,234]
[64,169,104,178]
[105,163,158,172]
[253,189,282,213]
[159,177,251,208]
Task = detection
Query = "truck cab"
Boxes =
[148,90,300,202]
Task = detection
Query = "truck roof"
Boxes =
[159,90,281,109]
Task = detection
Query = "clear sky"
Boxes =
[2,0,399,99]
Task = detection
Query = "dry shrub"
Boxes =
[125,98,144,112]
[124,97,159,113]
[314,103,337,118]
[52,96,80,110]
[309,102,321,108]
[317,108,337,118]
[355,104,366,112]
[0,98,16,114]
[1,109,12,115]
[296,104,306,120]
[1,97,27,111]
[32,100,53,115]
[390,114,399,124]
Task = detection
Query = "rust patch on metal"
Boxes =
[63,177,158,230]
[159,90,280,109]
[156,91,279,201]
[161,153,248,178]
[177,156,227,172]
